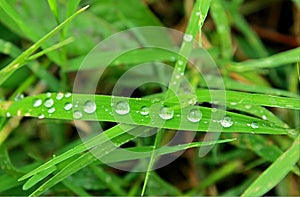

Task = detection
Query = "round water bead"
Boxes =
[83,100,97,114]
[187,108,202,123]
[115,101,130,115]
[159,107,174,120]
[220,116,233,128]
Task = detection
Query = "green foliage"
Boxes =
[0,0,299,196]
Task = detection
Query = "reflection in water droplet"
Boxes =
[250,122,259,129]
[44,98,54,108]
[38,114,45,119]
[14,93,24,101]
[48,107,55,114]
[115,101,130,115]
[245,105,252,109]
[187,108,202,123]
[83,100,96,114]
[65,92,71,98]
[159,107,174,120]
[6,112,11,117]
[262,115,267,120]
[64,103,72,111]
[183,34,193,42]
[140,106,149,115]
[73,110,83,119]
[46,92,51,97]
[220,116,233,128]
[33,99,42,107]
[56,92,64,100]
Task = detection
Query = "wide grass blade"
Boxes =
[230,47,300,72]
[0,5,89,85]
[0,93,294,135]
[242,135,300,196]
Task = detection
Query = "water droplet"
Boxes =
[170,56,176,62]
[183,34,193,42]
[65,92,71,98]
[230,102,237,106]
[187,108,202,122]
[212,108,217,113]
[115,101,130,115]
[14,93,24,101]
[140,106,149,115]
[33,99,42,107]
[262,115,267,120]
[250,122,259,129]
[220,116,233,128]
[196,11,201,16]
[48,107,55,114]
[159,107,174,120]
[38,114,45,119]
[83,100,96,114]
[178,60,184,66]
[64,103,72,111]
[73,110,83,119]
[56,92,64,100]
[245,105,252,109]
[46,92,51,97]
[44,98,54,108]
[6,112,11,117]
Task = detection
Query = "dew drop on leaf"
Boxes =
[250,122,259,129]
[33,99,42,107]
[73,110,83,119]
[14,93,24,101]
[83,100,96,114]
[115,101,130,115]
[64,103,72,111]
[220,116,233,128]
[48,107,55,114]
[140,106,149,115]
[56,92,64,100]
[44,98,54,108]
[262,115,267,120]
[159,107,174,120]
[6,112,11,117]
[183,34,193,42]
[65,92,72,98]
[187,108,202,123]
[38,114,45,119]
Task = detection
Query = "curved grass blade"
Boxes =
[1,93,293,135]
[18,124,137,181]
[196,89,300,109]
[0,5,89,85]
[27,137,235,196]
[210,0,232,60]
[242,135,300,197]
[230,47,300,72]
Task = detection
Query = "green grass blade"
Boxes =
[242,135,300,197]
[0,93,295,135]
[196,89,300,109]
[22,165,57,190]
[47,0,59,22]
[27,37,74,61]
[27,126,144,196]
[0,5,89,85]
[226,2,268,58]
[0,39,21,57]
[0,0,37,40]
[18,124,136,181]
[230,47,300,72]
[210,0,232,60]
